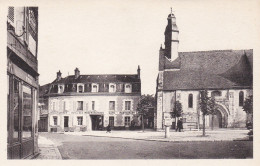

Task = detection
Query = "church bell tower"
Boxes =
[164,8,179,60]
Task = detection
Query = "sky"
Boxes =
[35,0,259,95]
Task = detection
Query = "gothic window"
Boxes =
[188,94,193,108]
[239,91,244,106]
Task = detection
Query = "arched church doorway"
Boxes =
[209,105,228,129]
[211,110,222,128]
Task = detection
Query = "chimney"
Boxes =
[137,65,140,79]
[74,67,80,79]
[57,70,62,81]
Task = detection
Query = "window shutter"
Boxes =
[83,101,86,111]
[73,101,76,111]
[59,100,62,111]
[86,102,88,111]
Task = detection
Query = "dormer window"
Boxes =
[125,84,132,93]
[77,83,84,93]
[109,83,116,93]
[92,83,99,93]
[58,85,64,93]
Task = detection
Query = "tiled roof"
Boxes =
[52,74,140,84]
[162,49,253,90]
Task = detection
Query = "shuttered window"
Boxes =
[8,7,14,23]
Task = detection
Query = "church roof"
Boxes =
[162,49,253,90]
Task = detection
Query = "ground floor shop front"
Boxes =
[7,62,39,159]
[48,112,140,132]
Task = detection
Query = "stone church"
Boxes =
[155,11,253,130]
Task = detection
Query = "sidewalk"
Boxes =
[35,135,62,159]
[64,129,250,142]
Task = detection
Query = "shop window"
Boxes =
[53,116,57,126]
[188,94,193,108]
[92,101,95,110]
[77,116,83,125]
[13,79,20,142]
[125,101,131,110]
[125,116,130,126]
[77,101,83,110]
[239,91,244,106]
[109,101,115,110]
[22,84,32,139]
[125,84,132,93]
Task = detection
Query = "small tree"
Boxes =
[136,94,155,131]
[199,90,211,136]
[243,95,253,127]
[171,101,183,128]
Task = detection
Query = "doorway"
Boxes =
[210,110,223,128]
[64,116,69,127]
[90,115,103,130]
[38,116,48,132]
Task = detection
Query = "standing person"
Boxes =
[180,118,184,132]
[106,124,111,133]
[176,119,180,132]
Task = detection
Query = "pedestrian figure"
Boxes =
[106,125,111,133]
[179,118,184,132]
[176,119,180,132]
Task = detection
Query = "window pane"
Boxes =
[188,94,193,108]
[22,84,32,138]
[53,116,57,125]
[92,101,95,110]
[13,79,19,142]
[125,101,131,110]
[125,117,130,126]
[78,85,83,93]
[77,117,83,125]
[239,91,244,106]
[109,101,115,110]
[77,101,83,110]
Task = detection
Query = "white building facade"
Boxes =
[40,67,141,132]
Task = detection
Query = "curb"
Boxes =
[81,134,243,143]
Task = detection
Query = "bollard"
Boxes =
[165,125,170,138]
